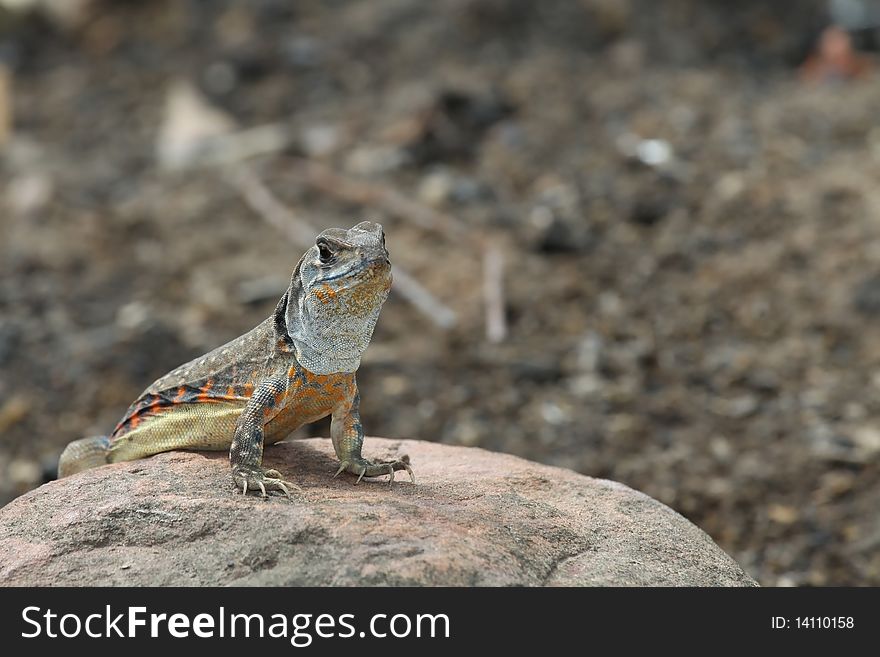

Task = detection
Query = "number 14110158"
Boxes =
[796,617,854,629]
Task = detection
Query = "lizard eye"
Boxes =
[317,239,334,262]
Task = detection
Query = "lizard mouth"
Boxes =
[319,256,390,284]
[349,262,391,286]
[315,257,391,301]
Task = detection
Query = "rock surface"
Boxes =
[0,438,756,586]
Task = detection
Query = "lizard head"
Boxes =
[280,221,393,374]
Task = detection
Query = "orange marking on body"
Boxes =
[129,415,141,428]
[314,284,338,304]
[197,379,214,402]
[173,386,187,403]
[243,382,255,398]
[287,366,297,379]
[226,385,235,397]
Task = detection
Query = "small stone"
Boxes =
[569,373,601,398]
[851,425,880,458]
[7,173,53,216]
[300,124,340,158]
[767,505,799,525]
[711,395,759,419]
[616,134,674,167]
[598,292,623,317]
[540,401,568,426]
[417,170,454,206]
[776,574,800,587]
[380,375,408,397]
[714,173,745,201]
[636,139,672,166]
[7,458,41,488]
[116,302,151,331]
[710,436,733,462]
[0,395,30,433]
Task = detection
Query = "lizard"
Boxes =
[57,220,413,497]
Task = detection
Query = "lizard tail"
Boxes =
[57,436,111,478]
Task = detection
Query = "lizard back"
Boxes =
[111,318,282,440]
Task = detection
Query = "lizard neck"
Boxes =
[274,288,376,375]
[292,342,361,375]
[287,306,376,373]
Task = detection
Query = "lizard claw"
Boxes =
[386,454,415,486]
[335,455,415,486]
[378,460,413,487]
[232,465,301,499]
[397,460,415,485]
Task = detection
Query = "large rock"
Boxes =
[0,438,756,586]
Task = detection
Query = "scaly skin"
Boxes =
[58,221,414,497]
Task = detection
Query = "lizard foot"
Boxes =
[232,465,301,499]
[333,454,415,486]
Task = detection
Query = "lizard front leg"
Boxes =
[330,388,415,485]
[229,376,300,498]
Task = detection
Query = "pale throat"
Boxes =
[287,291,383,375]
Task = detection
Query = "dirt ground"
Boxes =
[2,0,879,586]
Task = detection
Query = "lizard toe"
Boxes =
[340,457,415,486]
[232,466,300,499]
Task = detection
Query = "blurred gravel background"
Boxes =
[2,0,880,585]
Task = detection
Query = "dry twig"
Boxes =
[482,243,507,343]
